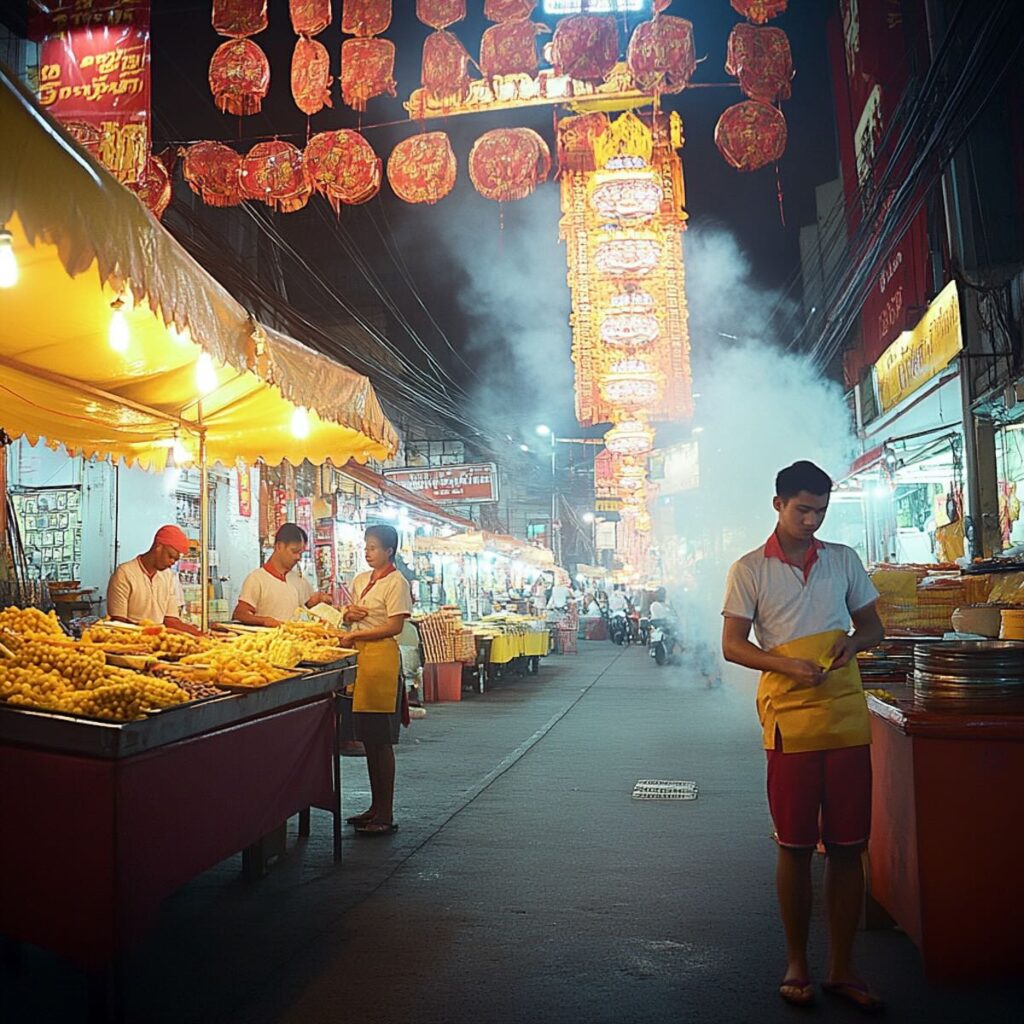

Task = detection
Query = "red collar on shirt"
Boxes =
[361,563,397,598]
[764,531,825,582]
[262,562,288,583]
[136,556,157,580]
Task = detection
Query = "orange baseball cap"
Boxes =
[154,525,190,555]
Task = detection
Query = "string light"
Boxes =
[108,296,129,352]
[195,351,218,395]
[0,227,17,288]
[290,405,311,438]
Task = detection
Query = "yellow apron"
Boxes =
[758,629,871,753]
[351,637,401,713]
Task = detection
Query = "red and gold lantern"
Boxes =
[730,0,788,24]
[416,0,465,29]
[387,132,457,205]
[469,127,550,203]
[714,100,787,171]
[290,0,332,36]
[605,419,654,456]
[342,0,391,36]
[556,111,609,174]
[600,358,663,407]
[341,37,397,110]
[725,24,793,104]
[291,37,333,115]
[626,15,696,94]
[241,141,310,213]
[551,15,618,83]
[212,0,268,38]
[479,20,544,80]
[600,297,660,347]
[594,235,662,277]
[209,38,270,116]
[129,153,172,221]
[305,129,382,211]
[589,164,663,223]
[422,29,472,106]
[182,141,244,208]
[483,0,535,21]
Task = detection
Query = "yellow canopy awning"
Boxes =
[0,68,398,469]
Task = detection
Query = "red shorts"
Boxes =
[766,741,872,848]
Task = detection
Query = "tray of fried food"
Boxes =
[299,646,357,666]
[178,647,297,689]
[0,605,66,638]
[81,621,212,660]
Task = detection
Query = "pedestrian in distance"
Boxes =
[721,460,885,1012]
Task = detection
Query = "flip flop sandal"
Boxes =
[779,979,815,1007]
[822,981,883,1012]
[355,822,399,836]
[346,811,375,825]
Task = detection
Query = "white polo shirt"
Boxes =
[349,569,413,632]
[107,557,182,624]
[722,538,878,653]
[237,565,314,623]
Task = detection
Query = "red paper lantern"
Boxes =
[290,0,332,37]
[212,0,268,38]
[342,0,391,37]
[422,30,472,106]
[725,24,793,104]
[483,0,536,21]
[182,142,244,208]
[128,154,172,221]
[715,100,787,171]
[551,15,618,83]
[416,0,465,30]
[209,38,270,116]
[292,37,333,115]
[479,20,544,80]
[627,15,696,94]
[241,141,311,213]
[387,132,457,205]
[340,37,397,111]
[469,127,550,203]
[305,129,382,212]
[730,0,788,24]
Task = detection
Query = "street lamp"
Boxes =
[535,424,559,563]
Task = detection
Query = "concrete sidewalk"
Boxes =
[2,643,1021,1022]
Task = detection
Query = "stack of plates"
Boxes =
[999,608,1024,639]
[913,640,1024,699]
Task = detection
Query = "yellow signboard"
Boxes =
[875,280,962,413]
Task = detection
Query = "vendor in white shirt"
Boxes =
[649,588,673,621]
[232,522,333,627]
[607,586,629,614]
[108,524,200,634]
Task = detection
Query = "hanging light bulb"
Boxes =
[108,296,129,352]
[168,323,191,345]
[290,405,311,439]
[195,351,218,395]
[0,227,17,288]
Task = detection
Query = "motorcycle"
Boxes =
[608,610,630,646]
[649,617,681,666]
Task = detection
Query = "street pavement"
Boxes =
[2,642,1021,1023]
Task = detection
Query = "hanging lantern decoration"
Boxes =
[621,486,649,508]
[556,111,609,174]
[469,127,550,203]
[416,0,465,29]
[290,0,332,36]
[715,100,787,171]
[483,0,536,21]
[626,15,696,94]
[600,358,663,407]
[730,0,788,25]
[551,15,618,83]
[212,0,268,38]
[241,141,311,212]
[725,24,793,104]
[341,37,397,111]
[617,457,647,479]
[589,164,663,223]
[422,29,473,106]
[291,37,333,115]
[182,141,244,207]
[599,301,660,348]
[341,0,391,36]
[479,20,545,81]
[617,475,646,494]
[605,419,654,456]
[209,38,270,115]
[128,153,173,221]
[634,511,652,533]
[594,235,662,277]
[387,132,457,205]
[305,129,382,211]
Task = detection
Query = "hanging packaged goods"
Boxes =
[290,0,332,37]
[305,128,382,209]
[240,141,311,213]
[730,0,788,24]
[626,15,696,94]
[551,15,618,83]
[341,0,391,37]
[387,132,457,205]
[468,127,550,203]
[291,36,333,115]
[714,100,787,171]
[483,0,536,21]
[212,0,268,38]
[182,141,244,207]
[340,37,397,110]
[208,38,270,115]
[479,20,545,80]
[421,29,473,106]
[416,0,466,29]
[725,24,793,104]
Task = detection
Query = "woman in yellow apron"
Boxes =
[337,525,413,836]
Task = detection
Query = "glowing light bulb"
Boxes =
[108,296,129,352]
[0,229,17,288]
[290,405,311,439]
[195,351,218,395]
[168,323,191,345]
[172,439,189,464]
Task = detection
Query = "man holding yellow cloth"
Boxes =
[722,461,884,1012]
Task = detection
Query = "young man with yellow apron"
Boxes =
[336,524,413,836]
[722,461,884,1011]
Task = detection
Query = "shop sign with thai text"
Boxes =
[384,464,498,504]
[874,280,961,414]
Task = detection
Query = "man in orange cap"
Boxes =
[107,525,201,634]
